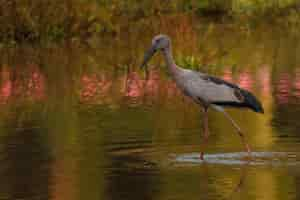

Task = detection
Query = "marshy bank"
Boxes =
[1,0,300,45]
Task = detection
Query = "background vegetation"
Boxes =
[0,0,300,44]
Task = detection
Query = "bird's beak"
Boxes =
[140,44,157,69]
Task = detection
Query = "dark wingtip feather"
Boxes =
[256,105,264,113]
[205,75,264,113]
[240,90,264,114]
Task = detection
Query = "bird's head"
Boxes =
[140,34,171,68]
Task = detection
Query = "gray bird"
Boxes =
[140,34,264,160]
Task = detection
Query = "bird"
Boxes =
[140,34,264,160]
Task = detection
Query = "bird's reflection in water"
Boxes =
[225,163,249,200]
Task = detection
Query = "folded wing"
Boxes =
[185,73,264,113]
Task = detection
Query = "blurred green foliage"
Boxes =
[0,0,300,43]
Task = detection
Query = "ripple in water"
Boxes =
[172,152,300,166]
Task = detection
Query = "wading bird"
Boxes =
[140,35,264,160]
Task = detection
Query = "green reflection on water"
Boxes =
[0,14,299,200]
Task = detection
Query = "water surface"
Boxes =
[0,14,300,200]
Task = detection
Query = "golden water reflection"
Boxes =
[0,14,300,200]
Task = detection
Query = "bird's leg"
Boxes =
[200,107,209,160]
[224,111,251,156]
[226,164,249,200]
[212,106,251,157]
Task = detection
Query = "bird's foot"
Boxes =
[245,144,252,160]
[243,151,252,161]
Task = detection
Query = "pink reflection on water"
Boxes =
[2,65,293,106]
[293,69,300,98]
[80,73,112,102]
[237,70,253,91]
[125,72,144,98]
[1,81,12,99]
[258,66,271,96]
[27,67,46,100]
[0,68,12,103]
[0,65,46,104]
[81,75,98,100]
[222,68,233,82]
[120,69,184,103]
[276,73,291,104]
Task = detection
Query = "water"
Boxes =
[0,14,300,200]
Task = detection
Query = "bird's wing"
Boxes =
[184,72,263,112]
[185,73,241,103]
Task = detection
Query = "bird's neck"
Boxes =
[162,47,179,75]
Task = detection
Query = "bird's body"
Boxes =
[141,34,264,160]
[161,47,263,113]
[173,67,263,112]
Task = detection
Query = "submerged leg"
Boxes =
[226,164,249,200]
[212,105,251,156]
[200,107,209,160]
